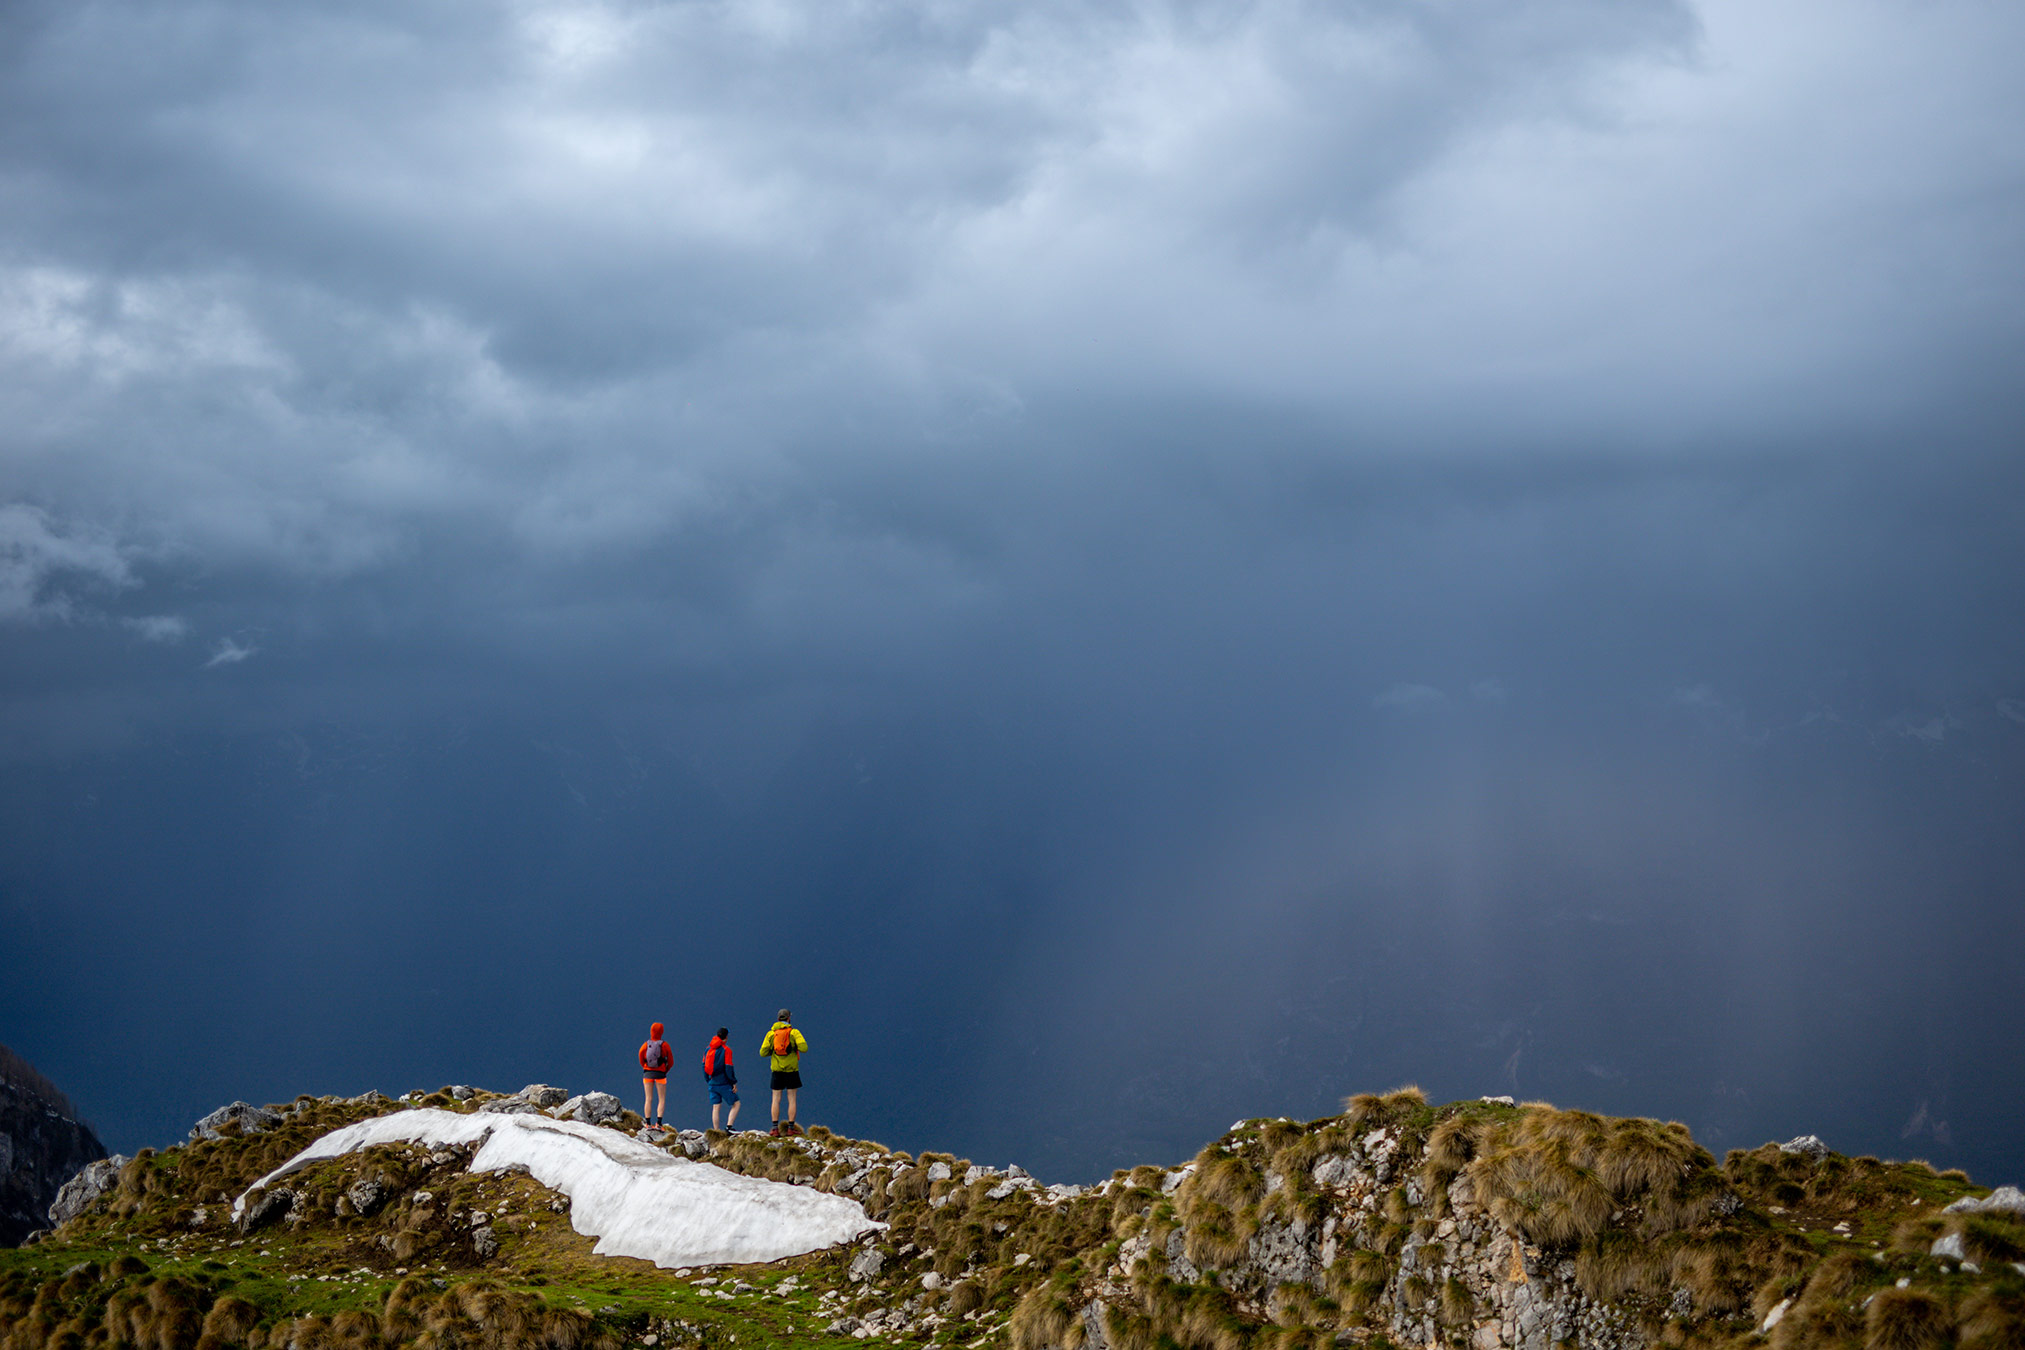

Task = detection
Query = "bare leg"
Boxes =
[785,1088,798,1125]
[728,1100,741,1129]
[771,1088,783,1126]
[642,1079,652,1123]
[655,1081,667,1124]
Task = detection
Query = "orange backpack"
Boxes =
[771,1025,795,1057]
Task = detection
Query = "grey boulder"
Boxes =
[47,1156,128,1226]
[190,1102,284,1142]
[550,1092,624,1125]
[1943,1185,2025,1215]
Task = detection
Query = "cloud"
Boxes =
[1470,678,1508,705]
[1882,713,1960,746]
[122,615,189,643]
[1669,685,1725,711]
[1374,682,1447,712]
[3,0,2018,582]
[0,504,133,623]
[203,637,258,669]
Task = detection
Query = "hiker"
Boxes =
[760,1009,808,1137]
[639,1021,673,1132]
[703,1027,740,1131]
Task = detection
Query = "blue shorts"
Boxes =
[709,1084,739,1106]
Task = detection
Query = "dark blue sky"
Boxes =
[3,0,2023,1185]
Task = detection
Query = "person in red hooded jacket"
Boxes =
[639,1021,673,1132]
[702,1027,739,1131]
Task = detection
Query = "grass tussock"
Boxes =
[1340,1085,1427,1133]
[1862,1288,1949,1350]
[1955,1282,2025,1350]
[1467,1106,1714,1247]
[1008,1283,1079,1350]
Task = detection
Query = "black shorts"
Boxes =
[770,1069,802,1090]
[641,1071,667,1082]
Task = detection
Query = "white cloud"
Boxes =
[0,503,133,623]
[1669,684,1724,710]
[1374,682,1446,711]
[203,637,258,669]
[122,614,189,643]
[1470,678,1508,705]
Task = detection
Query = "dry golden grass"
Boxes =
[1340,1085,1427,1131]
[1465,1105,1714,1248]
[1008,1283,1078,1350]
[1863,1288,1950,1350]
[1439,1276,1474,1326]
[1955,1282,2025,1350]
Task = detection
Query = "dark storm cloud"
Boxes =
[3,1,2024,1181]
[6,0,2017,590]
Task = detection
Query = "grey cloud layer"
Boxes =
[7,0,2020,595]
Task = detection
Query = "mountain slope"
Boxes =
[1,1083,2020,1350]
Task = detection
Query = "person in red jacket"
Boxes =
[639,1021,673,1132]
[702,1027,740,1131]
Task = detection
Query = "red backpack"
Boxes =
[770,1025,796,1057]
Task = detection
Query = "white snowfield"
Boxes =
[232,1109,883,1268]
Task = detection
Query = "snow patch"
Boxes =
[232,1108,881,1268]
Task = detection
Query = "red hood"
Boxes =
[649,1022,665,1040]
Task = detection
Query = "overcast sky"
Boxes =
[4,0,2023,1181]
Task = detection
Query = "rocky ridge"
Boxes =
[2,1082,2022,1350]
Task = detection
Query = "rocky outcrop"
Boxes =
[0,1043,108,1246]
[550,1091,623,1125]
[190,1101,285,1141]
[46,1155,127,1227]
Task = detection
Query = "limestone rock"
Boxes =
[47,1156,127,1227]
[1778,1135,1830,1161]
[238,1187,296,1234]
[849,1247,886,1282]
[550,1092,624,1125]
[472,1225,499,1258]
[1080,1300,1112,1350]
[1163,1227,1200,1283]
[1311,1154,1359,1189]
[518,1084,569,1109]
[190,1102,284,1142]
[1943,1185,2025,1215]
[346,1175,390,1217]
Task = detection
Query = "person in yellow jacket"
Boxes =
[761,1009,809,1136]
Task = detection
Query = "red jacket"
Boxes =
[640,1023,673,1073]
[703,1037,736,1085]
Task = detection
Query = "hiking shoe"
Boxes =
[784,1122,803,1136]
[769,1125,782,1137]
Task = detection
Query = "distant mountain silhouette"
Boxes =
[0,1043,107,1246]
